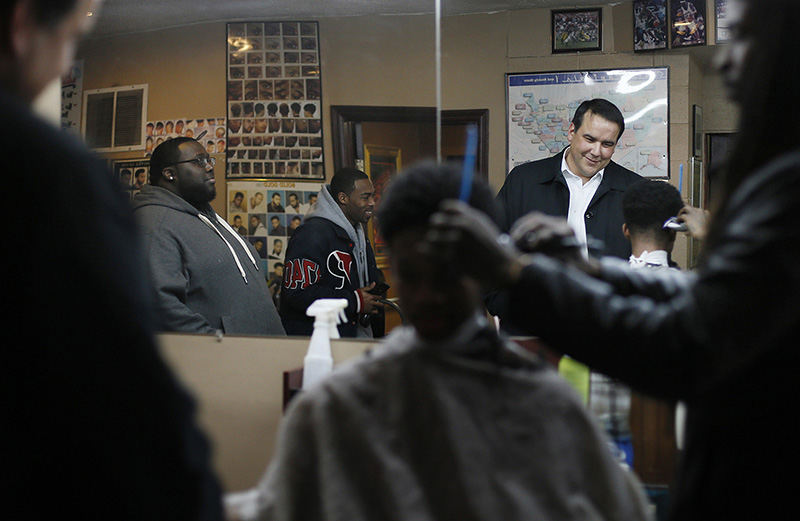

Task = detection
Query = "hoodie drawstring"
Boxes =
[198,213,251,284]
[213,214,259,271]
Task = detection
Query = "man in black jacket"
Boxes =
[489,99,641,327]
[496,98,641,259]
[2,0,223,519]
[280,168,385,337]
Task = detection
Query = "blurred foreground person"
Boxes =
[2,1,222,519]
[427,2,800,519]
[224,162,651,521]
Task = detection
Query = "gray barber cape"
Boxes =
[230,324,652,521]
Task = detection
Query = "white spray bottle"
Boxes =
[302,298,348,390]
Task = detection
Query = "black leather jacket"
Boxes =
[506,150,800,521]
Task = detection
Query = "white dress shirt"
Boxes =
[561,149,604,258]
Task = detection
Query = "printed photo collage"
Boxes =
[227,181,323,305]
[226,21,324,180]
[145,117,227,157]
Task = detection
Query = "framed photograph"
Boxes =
[506,68,670,178]
[363,145,401,268]
[693,105,704,158]
[633,0,668,51]
[670,0,707,48]
[715,0,730,43]
[551,8,602,53]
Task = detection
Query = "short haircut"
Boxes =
[623,179,683,240]
[149,137,196,184]
[378,161,498,244]
[572,98,626,142]
[329,167,368,200]
[234,191,244,198]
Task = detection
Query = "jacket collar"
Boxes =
[537,148,629,196]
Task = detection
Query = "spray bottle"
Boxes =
[302,298,348,390]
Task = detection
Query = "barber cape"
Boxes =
[227,322,652,521]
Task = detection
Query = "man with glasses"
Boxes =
[134,137,284,336]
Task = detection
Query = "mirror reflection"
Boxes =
[72,0,732,342]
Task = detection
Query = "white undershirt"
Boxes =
[561,149,604,258]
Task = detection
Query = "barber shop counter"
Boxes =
[159,333,675,493]
[158,333,372,491]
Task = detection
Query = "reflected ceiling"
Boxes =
[92,0,632,37]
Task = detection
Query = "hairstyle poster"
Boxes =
[226,22,324,180]
[114,159,150,201]
[145,117,226,157]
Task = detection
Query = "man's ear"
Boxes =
[622,223,631,240]
[162,167,176,182]
[336,191,348,205]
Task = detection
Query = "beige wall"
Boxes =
[158,332,373,492]
[77,5,738,265]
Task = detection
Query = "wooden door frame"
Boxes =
[330,105,489,178]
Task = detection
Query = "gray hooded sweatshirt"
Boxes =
[133,185,284,336]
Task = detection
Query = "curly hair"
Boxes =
[377,161,498,244]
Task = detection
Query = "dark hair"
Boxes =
[572,98,626,142]
[377,161,498,244]
[623,179,683,243]
[234,191,244,198]
[329,167,368,200]
[149,137,196,184]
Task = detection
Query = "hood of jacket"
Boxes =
[132,184,209,216]
[306,184,369,287]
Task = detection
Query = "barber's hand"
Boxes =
[509,212,600,276]
[677,205,709,241]
[509,212,581,258]
[425,199,523,289]
[357,283,384,315]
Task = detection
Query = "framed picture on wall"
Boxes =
[715,0,731,43]
[670,0,707,48]
[633,0,668,51]
[551,8,602,53]
[363,144,401,268]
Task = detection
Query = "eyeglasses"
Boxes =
[168,155,216,169]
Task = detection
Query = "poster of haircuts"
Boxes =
[226,21,324,180]
[227,179,323,304]
[61,60,83,135]
[506,67,669,178]
[144,117,227,157]
[114,159,150,200]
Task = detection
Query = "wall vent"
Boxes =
[82,84,148,151]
